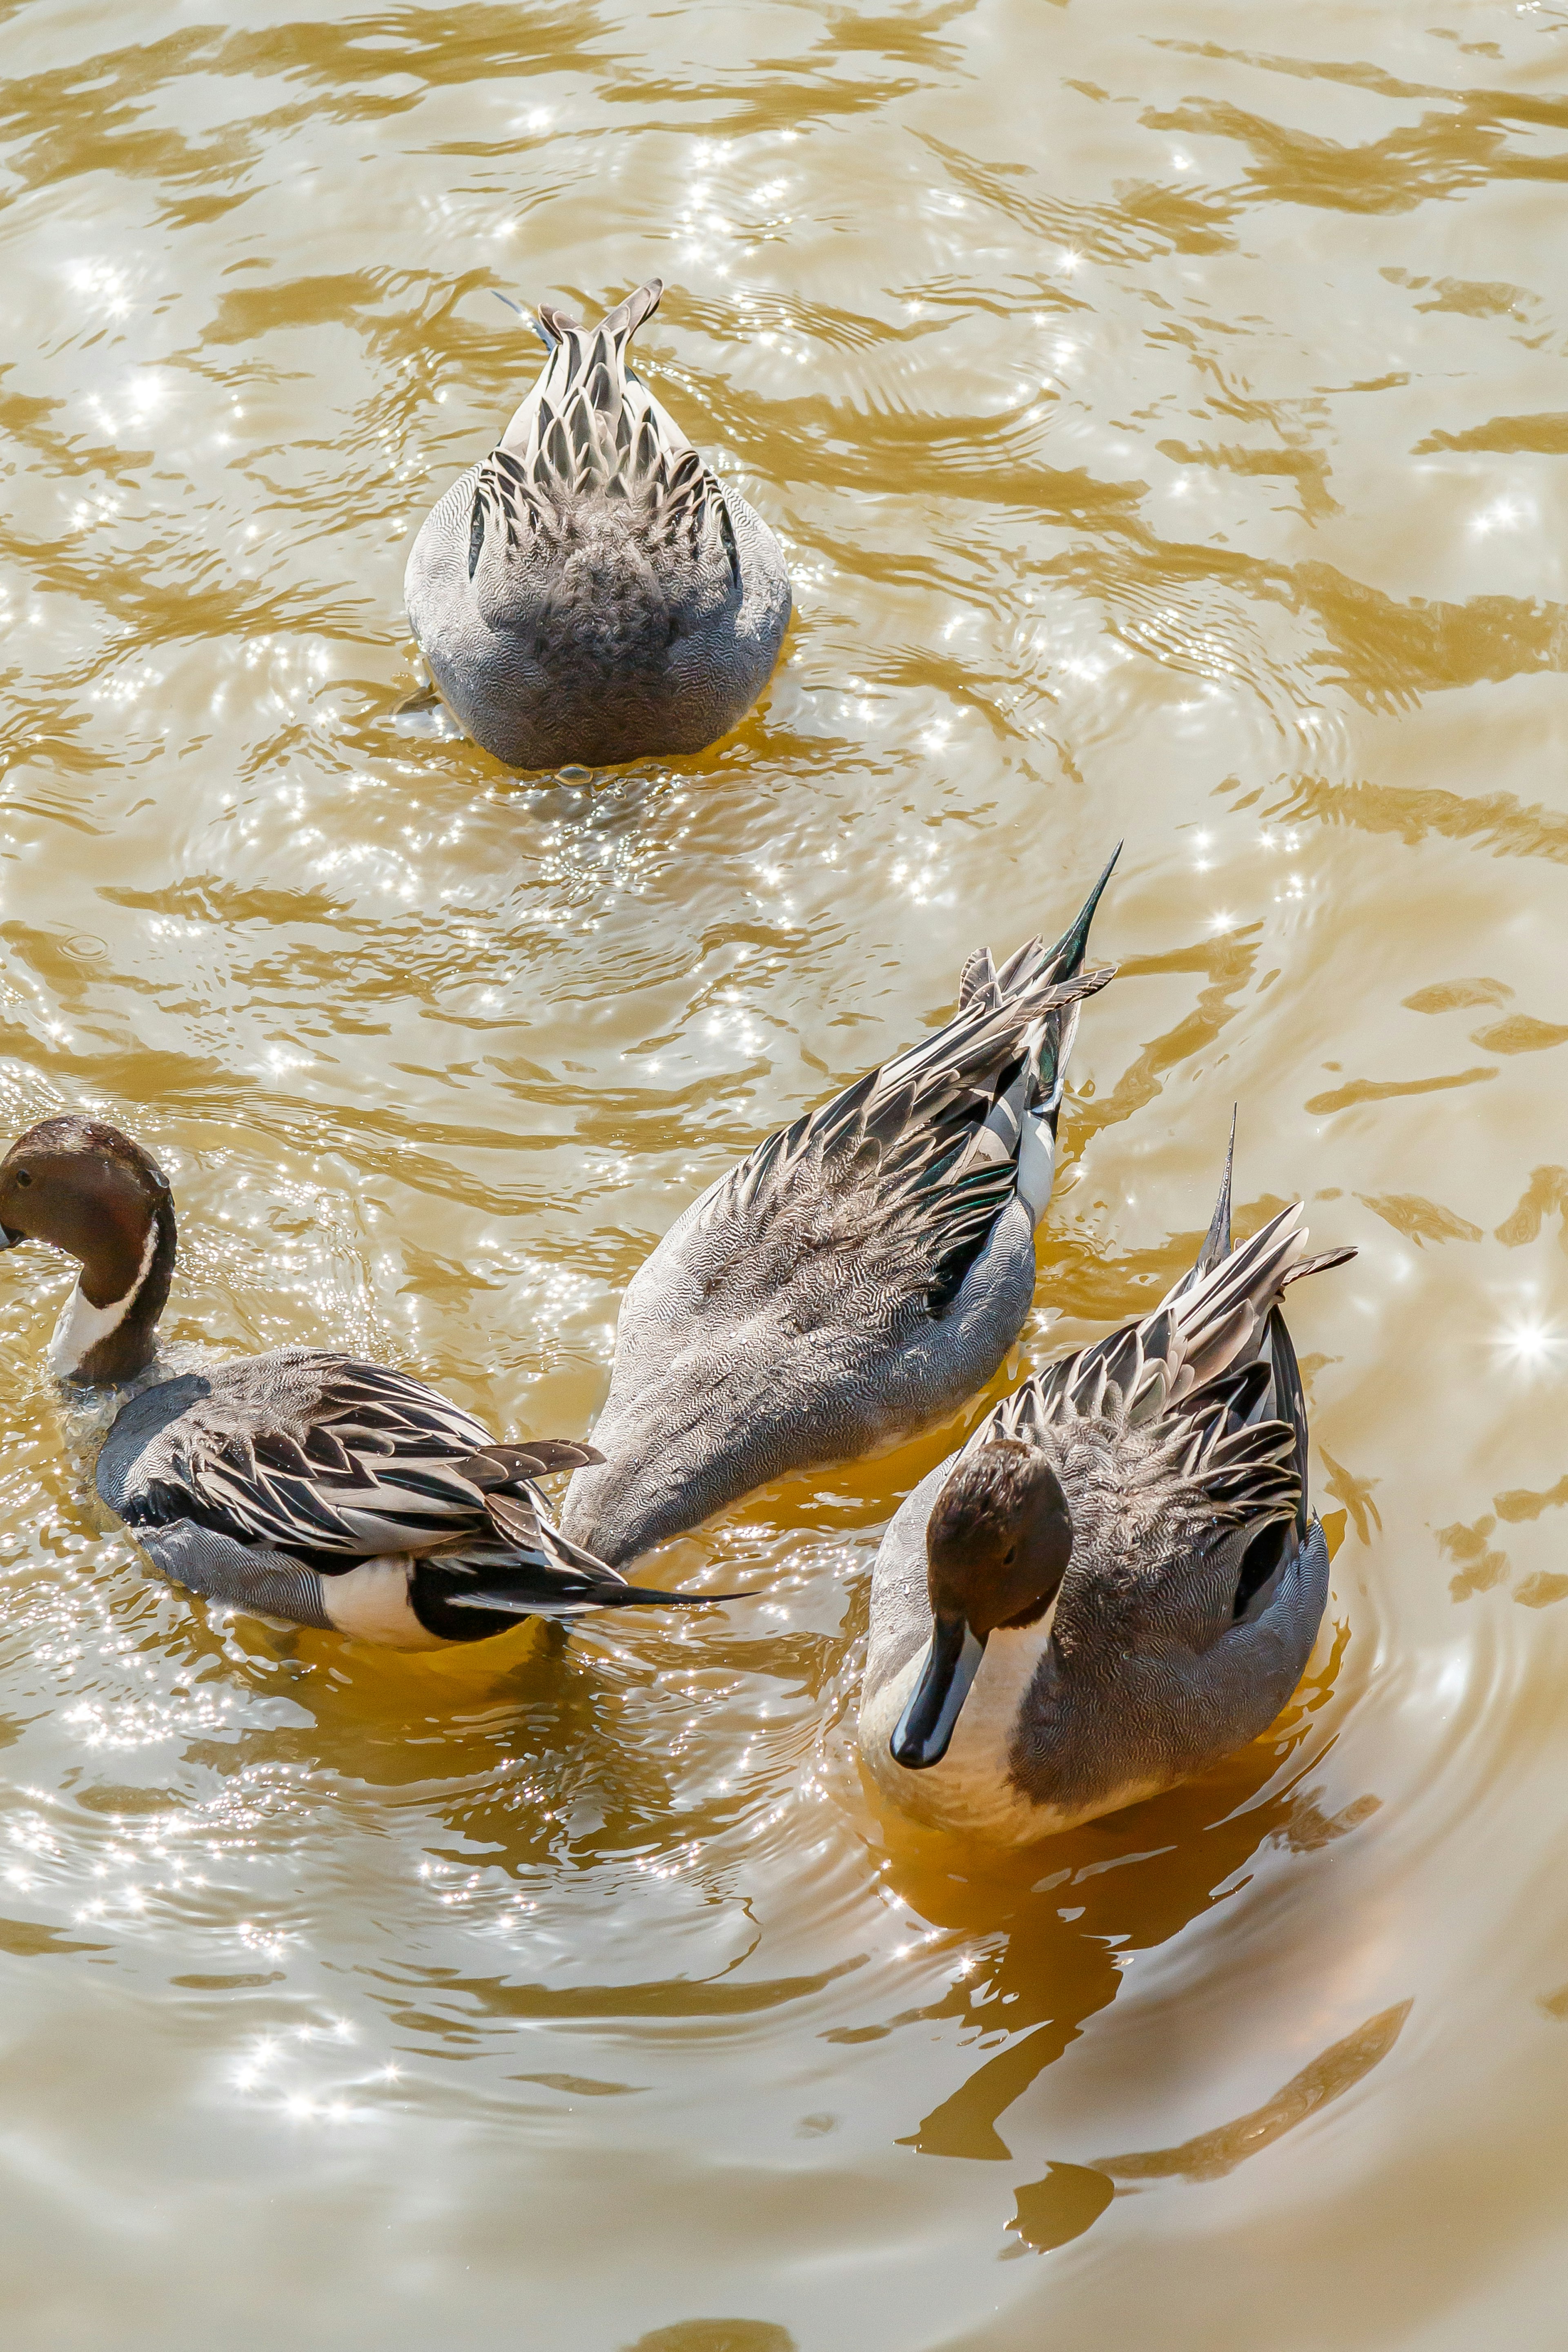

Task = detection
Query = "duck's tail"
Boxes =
[1010,1122,1354,1452]
[432,1458,753,1621]
[1151,1124,1356,1405]
[496,277,686,498]
[957,846,1119,1221]
[477,278,738,593]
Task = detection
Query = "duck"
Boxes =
[0,1116,737,1650]
[403,278,792,770]
[558,852,1120,1570]
[855,1128,1355,1842]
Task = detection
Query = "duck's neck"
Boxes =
[50,1196,176,1386]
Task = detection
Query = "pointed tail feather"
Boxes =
[442,1575,755,1617]
[441,1494,756,1618]
[1167,1110,1238,1306]
[1009,846,1120,1131]
[532,1506,755,1606]
[1043,842,1122,983]
[970,845,1120,1008]
[1163,1201,1310,1398]
[585,1577,757,1609]
[1201,1107,1238,1274]
[493,289,555,353]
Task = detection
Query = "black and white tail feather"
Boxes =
[702,849,1120,1318]
[978,1119,1355,1581]
[466,278,739,590]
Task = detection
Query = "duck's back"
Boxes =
[405,280,791,769]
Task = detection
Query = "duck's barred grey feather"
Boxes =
[405,277,791,771]
[559,862,1118,1570]
[129,1517,336,1630]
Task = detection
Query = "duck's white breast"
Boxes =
[49,1221,160,1380]
[858,1617,1174,1847]
[858,1621,1067,1844]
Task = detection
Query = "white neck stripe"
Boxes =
[48,1217,160,1380]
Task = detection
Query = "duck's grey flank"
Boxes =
[858,1133,1355,1844]
[559,855,1118,1568]
[404,278,791,769]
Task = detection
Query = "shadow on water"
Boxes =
[998,1997,1411,2258]
[849,1622,1354,2165]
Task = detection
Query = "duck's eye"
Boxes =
[13,1172,30,1189]
[1002,1546,1017,1566]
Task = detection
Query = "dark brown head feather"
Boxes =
[927,1438,1074,1638]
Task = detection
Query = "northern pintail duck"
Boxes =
[0,1117,732,1648]
[856,1132,1354,1842]
[559,853,1119,1569]
[404,278,791,769]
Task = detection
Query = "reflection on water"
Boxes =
[4,0,1568,2345]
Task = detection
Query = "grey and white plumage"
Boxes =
[559,855,1119,1569]
[0,1116,735,1650]
[96,1351,723,1650]
[858,1130,1355,1843]
[404,278,791,769]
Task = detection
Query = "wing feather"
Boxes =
[120,1354,550,1561]
[698,958,1111,1321]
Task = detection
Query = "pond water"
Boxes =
[3,2,1568,2345]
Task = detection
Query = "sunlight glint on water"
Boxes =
[2,2,1568,2345]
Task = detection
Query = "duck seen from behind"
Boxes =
[404,278,791,770]
[0,1117,735,1649]
[857,1131,1355,1844]
[559,853,1120,1569]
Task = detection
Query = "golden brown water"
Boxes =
[3,1,1568,2343]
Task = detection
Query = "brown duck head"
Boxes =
[0,1116,176,1385]
[891,1437,1074,1770]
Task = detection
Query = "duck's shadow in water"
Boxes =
[847,1621,1392,2251]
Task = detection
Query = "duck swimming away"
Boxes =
[404,278,792,770]
[0,1117,739,1649]
[559,852,1119,1569]
[857,1127,1355,1844]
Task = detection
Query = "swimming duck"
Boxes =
[559,853,1119,1569]
[404,278,792,769]
[0,1116,733,1648]
[856,1131,1355,1843]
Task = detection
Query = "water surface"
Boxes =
[3,2,1568,2345]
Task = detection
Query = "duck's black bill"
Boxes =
[0,1226,22,1251]
[890,1614,987,1770]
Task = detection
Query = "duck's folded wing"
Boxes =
[692,958,1113,1325]
[113,1354,580,1562]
